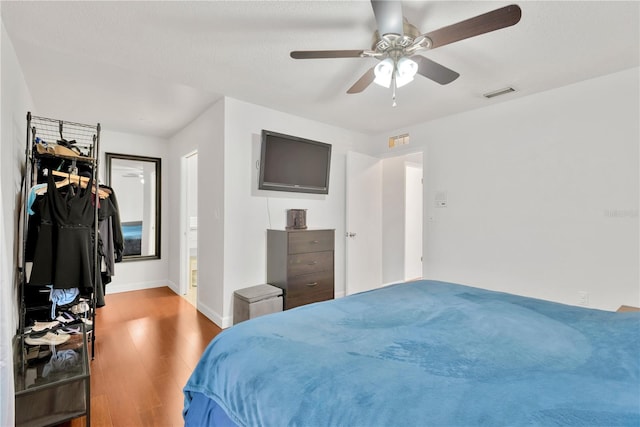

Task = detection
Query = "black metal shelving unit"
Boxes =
[14,112,101,426]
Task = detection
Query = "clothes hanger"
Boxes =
[50,170,109,199]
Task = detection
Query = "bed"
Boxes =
[183,280,640,426]
[121,221,142,256]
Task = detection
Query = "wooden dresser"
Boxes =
[267,229,335,309]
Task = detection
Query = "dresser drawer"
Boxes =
[286,271,334,309]
[287,251,333,277]
[267,229,335,310]
[288,230,334,254]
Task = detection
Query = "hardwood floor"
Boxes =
[62,287,222,427]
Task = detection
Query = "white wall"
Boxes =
[381,152,424,284]
[171,97,369,327]
[100,129,171,293]
[381,156,406,284]
[371,68,640,311]
[0,18,34,427]
[167,99,225,321]
[220,98,368,326]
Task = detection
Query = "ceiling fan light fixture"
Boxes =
[374,58,394,88]
[395,57,418,88]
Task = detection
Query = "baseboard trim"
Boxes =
[197,300,229,329]
[106,280,169,295]
[166,280,180,295]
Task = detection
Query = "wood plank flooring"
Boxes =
[61,287,222,427]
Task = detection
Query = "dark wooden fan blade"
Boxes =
[290,50,364,59]
[347,67,376,94]
[371,0,404,36]
[424,4,522,49]
[412,56,460,85]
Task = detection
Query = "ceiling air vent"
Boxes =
[389,133,409,148]
[483,87,516,99]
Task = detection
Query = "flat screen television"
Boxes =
[258,130,332,194]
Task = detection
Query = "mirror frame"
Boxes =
[105,152,161,261]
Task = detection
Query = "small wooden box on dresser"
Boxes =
[267,229,335,309]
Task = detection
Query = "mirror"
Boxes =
[106,153,161,261]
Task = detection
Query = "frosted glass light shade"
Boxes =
[395,57,418,88]
[373,58,394,88]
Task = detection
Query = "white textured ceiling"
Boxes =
[2,1,639,138]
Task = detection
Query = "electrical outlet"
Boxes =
[578,291,589,306]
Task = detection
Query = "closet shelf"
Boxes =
[34,151,96,165]
[25,305,50,312]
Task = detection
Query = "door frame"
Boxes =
[179,150,198,296]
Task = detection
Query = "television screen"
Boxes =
[259,130,332,194]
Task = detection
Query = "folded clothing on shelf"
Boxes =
[42,349,81,377]
[49,287,80,319]
[35,139,85,158]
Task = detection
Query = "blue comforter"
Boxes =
[184,280,640,426]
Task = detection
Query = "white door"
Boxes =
[346,151,382,295]
[404,164,423,280]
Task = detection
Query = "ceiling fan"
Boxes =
[290,1,521,105]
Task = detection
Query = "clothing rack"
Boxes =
[18,112,102,364]
[13,112,103,426]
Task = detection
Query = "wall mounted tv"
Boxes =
[258,130,332,194]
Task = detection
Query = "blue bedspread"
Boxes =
[184,280,640,426]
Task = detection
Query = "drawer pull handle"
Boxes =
[306,282,318,287]
[308,261,318,265]
[311,240,319,244]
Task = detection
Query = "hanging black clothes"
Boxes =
[47,173,95,290]
[97,185,123,265]
[94,185,123,307]
[28,193,56,286]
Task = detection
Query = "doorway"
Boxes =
[181,151,198,307]
[346,150,424,294]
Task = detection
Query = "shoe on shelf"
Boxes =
[70,301,90,315]
[24,331,70,346]
[58,325,82,335]
[56,312,81,325]
[25,346,52,361]
[32,320,61,332]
